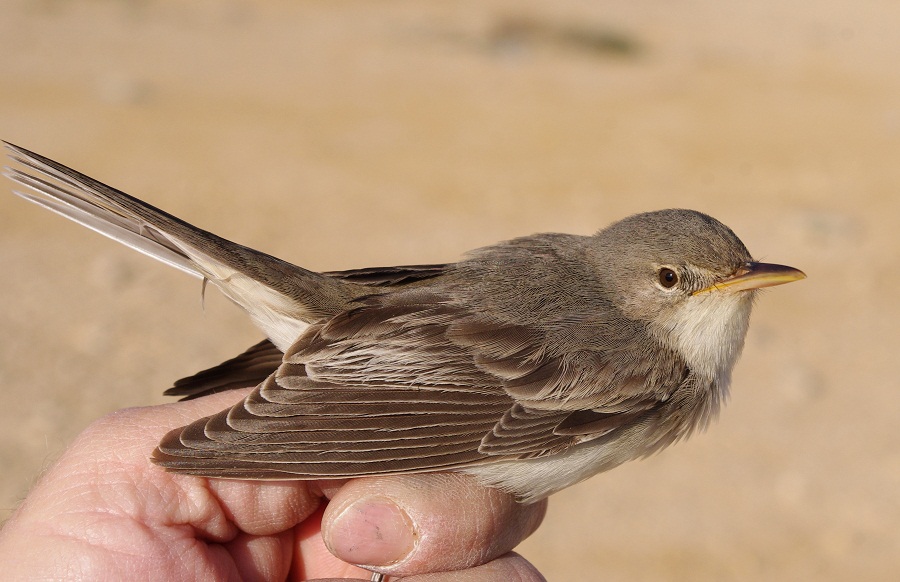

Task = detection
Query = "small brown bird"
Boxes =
[5,142,805,504]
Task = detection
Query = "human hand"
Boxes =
[0,389,546,581]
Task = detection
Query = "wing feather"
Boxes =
[166,339,284,400]
[153,286,686,479]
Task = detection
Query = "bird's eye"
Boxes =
[658,268,679,288]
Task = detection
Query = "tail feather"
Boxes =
[8,160,203,278]
[4,142,362,349]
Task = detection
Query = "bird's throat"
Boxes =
[653,292,754,389]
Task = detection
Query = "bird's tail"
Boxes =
[3,142,357,349]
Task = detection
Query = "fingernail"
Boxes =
[325,496,417,567]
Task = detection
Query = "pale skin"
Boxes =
[0,389,547,581]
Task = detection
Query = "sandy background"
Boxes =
[0,1,897,580]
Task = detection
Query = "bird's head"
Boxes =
[590,209,805,381]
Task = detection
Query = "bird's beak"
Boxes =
[693,262,806,295]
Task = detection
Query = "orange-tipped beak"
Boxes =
[693,262,806,295]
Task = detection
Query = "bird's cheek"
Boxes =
[613,288,665,322]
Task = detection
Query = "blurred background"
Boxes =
[0,1,897,580]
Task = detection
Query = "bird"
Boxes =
[4,141,805,505]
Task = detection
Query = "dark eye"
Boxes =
[658,268,679,288]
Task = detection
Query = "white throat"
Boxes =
[654,291,754,387]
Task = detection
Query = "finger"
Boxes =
[221,530,292,582]
[320,473,547,578]
[293,504,375,581]
[206,479,322,536]
[78,391,326,539]
[399,552,545,582]
[141,390,324,536]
